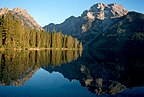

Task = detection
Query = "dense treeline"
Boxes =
[0,12,83,50]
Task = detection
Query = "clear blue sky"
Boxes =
[0,0,144,26]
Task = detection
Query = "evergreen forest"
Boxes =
[0,12,83,50]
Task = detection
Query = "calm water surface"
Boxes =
[0,50,144,97]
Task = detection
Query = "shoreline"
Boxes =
[0,48,83,51]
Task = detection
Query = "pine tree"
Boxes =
[29,29,36,48]
[56,32,62,49]
[62,35,67,48]
[67,35,73,49]
[21,27,30,49]
[51,32,57,48]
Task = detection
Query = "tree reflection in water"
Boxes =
[0,50,81,86]
[0,50,144,96]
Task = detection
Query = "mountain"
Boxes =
[44,16,82,35]
[0,7,42,30]
[43,3,144,51]
[43,3,128,45]
[88,12,144,50]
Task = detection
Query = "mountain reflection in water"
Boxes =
[0,50,144,97]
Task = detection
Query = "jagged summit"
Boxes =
[82,3,128,20]
[44,3,129,34]
[80,3,128,32]
[0,7,42,30]
[0,7,10,15]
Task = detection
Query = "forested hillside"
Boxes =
[0,12,82,50]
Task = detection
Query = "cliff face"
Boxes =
[43,3,129,47]
[0,8,42,30]
[81,3,128,33]
[88,12,144,50]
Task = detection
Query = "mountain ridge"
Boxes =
[43,3,129,46]
[43,3,128,34]
[0,7,42,30]
[43,3,144,51]
[87,11,144,50]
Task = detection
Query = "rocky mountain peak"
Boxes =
[0,7,11,15]
[0,7,42,30]
[13,8,42,30]
[44,3,129,34]
[81,3,128,32]
[13,8,27,13]
[86,3,128,20]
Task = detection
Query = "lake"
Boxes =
[0,50,144,97]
